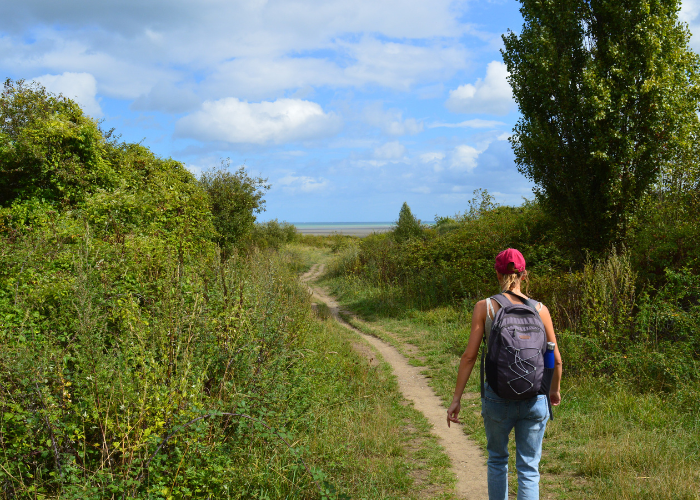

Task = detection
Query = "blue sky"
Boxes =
[3,0,700,222]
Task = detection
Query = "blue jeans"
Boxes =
[481,383,549,500]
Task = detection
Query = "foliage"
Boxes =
[331,198,568,310]
[579,248,636,349]
[502,0,700,254]
[392,202,422,242]
[248,219,297,250]
[0,79,115,206]
[0,79,455,498]
[199,160,270,254]
[628,155,700,286]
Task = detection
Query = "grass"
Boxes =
[324,272,700,500]
[297,280,457,499]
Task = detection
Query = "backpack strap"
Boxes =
[503,290,542,316]
[486,298,496,320]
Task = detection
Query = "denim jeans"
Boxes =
[481,382,549,500]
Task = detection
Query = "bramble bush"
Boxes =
[0,79,337,499]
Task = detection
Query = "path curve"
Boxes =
[301,264,488,499]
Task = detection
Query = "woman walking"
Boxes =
[447,248,562,500]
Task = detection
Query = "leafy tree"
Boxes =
[393,202,422,242]
[502,0,700,254]
[0,79,114,206]
[199,160,270,253]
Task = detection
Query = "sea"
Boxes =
[292,222,394,237]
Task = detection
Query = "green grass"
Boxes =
[299,315,457,499]
[325,273,700,500]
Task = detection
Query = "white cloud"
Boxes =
[420,152,445,163]
[450,145,481,172]
[342,36,469,91]
[497,132,511,141]
[203,36,468,99]
[175,98,342,144]
[373,141,406,160]
[34,72,102,117]
[429,118,507,129]
[1,1,474,102]
[277,174,330,193]
[412,186,431,194]
[446,61,515,115]
[364,103,423,136]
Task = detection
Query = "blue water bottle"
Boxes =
[544,342,555,369]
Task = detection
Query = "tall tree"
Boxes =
[502,0,700,254]
[393,202,422,242]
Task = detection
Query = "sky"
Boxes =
[2,0,700,222]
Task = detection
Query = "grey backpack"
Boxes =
[480,293,547,400]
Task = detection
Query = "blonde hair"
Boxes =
[499,269,529,294]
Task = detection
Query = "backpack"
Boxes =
[480,292,548,401]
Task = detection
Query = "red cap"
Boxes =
[494,248,526,275]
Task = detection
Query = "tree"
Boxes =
[199,160,270,252]
[393,202,422,242]
[0,79,114,206]
[502,0,700,254]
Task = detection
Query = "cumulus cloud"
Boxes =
[446,61,515,115]
[364,103,423,136]
[34,72,102,117]
[450,145,482,172]
[373,141,406,160]
[277,174,330,193]
[175,98,342,144]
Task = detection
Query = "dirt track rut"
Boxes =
[301,263,488,499]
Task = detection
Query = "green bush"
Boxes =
[0,79,116,206]
[579,248,636,349]
[248,219,297,250]
[199,161,270,255]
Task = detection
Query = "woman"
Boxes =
[447,248,562,500]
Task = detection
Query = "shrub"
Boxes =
[0,79,115,206]
[199,160,270,255]
[392,202,422,242]
[579,248,636,349]
[249,219,297,250]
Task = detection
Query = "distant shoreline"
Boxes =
[292,222,394,237]
[290,221,435,237]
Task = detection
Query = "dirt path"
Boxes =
[301,264,488,499]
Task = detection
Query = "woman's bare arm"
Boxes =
[447,300,487,426]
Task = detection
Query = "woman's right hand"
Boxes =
[447,401,461,427]
[550,390,561,406]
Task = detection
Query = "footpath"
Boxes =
[301,263,488,500]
